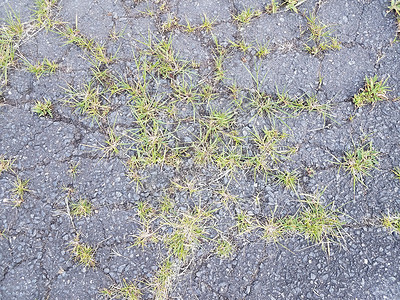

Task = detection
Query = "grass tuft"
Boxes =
[33,99,53,117]
[353,75,391,107]
[382,213,400,234]
[100,279,142,300]
[69,235,96,267]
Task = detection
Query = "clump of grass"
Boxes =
[150,258,175,300]
[70,198,92,218]
[296,192,345,254]
[335,141,379,189]
[215,238,234,258]
[232,8,262,25]
[161,14,179,32]
[0,155,15,175]
[69,235,96,267]
[11,176,30,207]
[200,14,216,32]
[132,201,159,248]
[64,80,110,123]
[353,75,391,107]
[388,0,400,34]
[164,205,215,261]
[304,13,341,55]
[236,211,254,234]
[229,39,253,52]
[32,0,59,30]
[33,99,53,117]
[68,161,80,178]
[0,10,24,85]
[260,215,286,243]
[265,0,280,14]
[255,41,271,58]
[100,279,142,300]
[274,169,299,192]
[382,213,400,234]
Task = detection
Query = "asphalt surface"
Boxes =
[1,0,400,299]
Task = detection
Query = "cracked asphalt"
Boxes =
[1,0,400,299]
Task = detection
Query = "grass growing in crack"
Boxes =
[68,161,80,178]
[32,0,59,30]
[296,192,345,254]
[255,41,271,58]
[69,235,96,267]
[260,215,286,243]
[215,238,234,258]
[335,141,379,189]
[382,213,400,234]
[353,75,391,107]
[0,155,15,175]
[0,10,24,85]
[232,8,262,25]
[139,33,189,79]
[389,0,400,33]
[229,39,253,52]
[132,201,159,248]
[161,14,179,32]
[250,128,295,175]
[64,80,110,123]
[164,205,215,261]
[11,176,30,207]
[33,99,53,117]
[274,169,299,192]
[150,258,175,300]
[236,211,254,234]
[200,14,216,32]
[100,279,142,300]
[70,198,92,218]
[304,13,341,56]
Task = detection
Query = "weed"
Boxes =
[335,141,379,189]
[283,0,301,12]
[25,58,58,79]
[0,10,24,85]
[100,279,142,300]
[0,155,15,175]
[133,201,159,248]
[213,54,225,82]
[11,176,30,207]
[164,205,215,261]
[68,161,80,178]
[200,14,216,32]
[32,0,58,30]
[255,41,271,58]
[232,8,262,25]
[229,39,253,52]
[353,75,391,107]
[260,215,286,243]
[304,13,341,55]
[70,198,92,218]
[388,0,400,16]
[183,18,198,33]
[215,238,234,258]
[33,99,53,117]
[296,192,345,254]
[382,213,400,234]
[161,14,179,32]
[69,235,96,267]
[236,211,254,233]
[265,0,280,14]
[274,169,299,192]
[150,258,175,300]
[139,34,188,79]
[64,80,110,123]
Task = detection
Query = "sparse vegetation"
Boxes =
[353,75,391,107]
[69,235,96,267]
[382,212,400,234]
[70,198,92,218]
[11,176,30,207]
[101,279,142,300]
[0,155,15,175]
[33,99,53,117]
[335,141,380,189]
[232,8,262,25]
